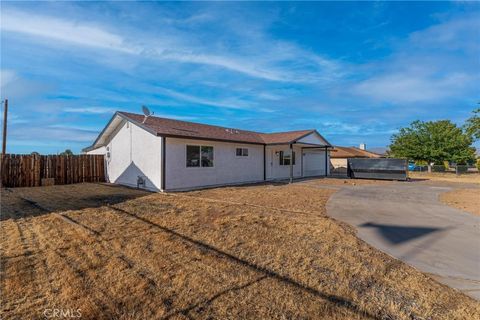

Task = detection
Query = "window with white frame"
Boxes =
[186,145,214,167]
[236,148,249,157]
[279,150,295,166]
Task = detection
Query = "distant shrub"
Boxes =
[443,161,450,170]
[456,165,468,174]
[431,165,446,172]
[476,159,480,171]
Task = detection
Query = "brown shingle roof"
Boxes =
[118,112,320,145]
[119,112,264,144]
[259,130,315,144]
[330,146,382,159]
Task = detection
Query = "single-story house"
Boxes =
[330,145,382,173]
[83,111,332,191]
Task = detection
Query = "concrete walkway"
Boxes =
[326,181,480,299]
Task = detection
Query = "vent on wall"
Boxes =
[137,176,146,189]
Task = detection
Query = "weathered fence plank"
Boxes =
[0,154,105,188]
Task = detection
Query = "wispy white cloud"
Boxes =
[64,107,116,114]
[0,8,342,83]
[154,87,253,110]
[408,15,480,52]
[0,112,30,125]
[257,92,283,101]
[1,9,133,53]
[353,72,474,103]
[1,69,18,88]
[11,125,97,143]
[351,15,480,103]
[322,121,362,134]
[0,69,53,100]
[48,124,103,132]
[61,106,198,120]
[2,3,478,154]
[158,51,286,82]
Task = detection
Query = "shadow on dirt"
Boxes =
[0,184,150,221]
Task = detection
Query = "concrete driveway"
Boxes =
[326,181,480,299]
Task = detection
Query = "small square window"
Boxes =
[236,148,249,156]
[279,151,295,165]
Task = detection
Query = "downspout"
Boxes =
[324,146,328,177]
[263,145,266,181]
[301,147,304,178]
[161,136,166,191]
[289,143,293,183]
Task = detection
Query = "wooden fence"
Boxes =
[1,154,105,188]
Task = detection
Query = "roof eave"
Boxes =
[282,130,332,147]
[82,145,97,153]
[86,111,333,149]
[117,112,159,136]
[86,111,121,150]
[158,133,264,145]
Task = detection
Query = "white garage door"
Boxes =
[303,150,326,177]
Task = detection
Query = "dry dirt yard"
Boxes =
[1,182,479,320]
[409,171,480,184]
[408,172,480,216]
[440,188,480,216]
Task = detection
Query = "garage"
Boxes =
[302,149,328,177]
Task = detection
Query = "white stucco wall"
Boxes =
[165,138,264,191]
[86,119,332,191]
[85,146,106,155]
[103,120,162,191]
[297,132,329,146]
[265,145,303,179]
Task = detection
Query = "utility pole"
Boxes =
[2,99,8,155]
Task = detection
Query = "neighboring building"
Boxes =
[83,111,332,191]
[330,145,382,172]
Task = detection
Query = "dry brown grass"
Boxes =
[1,182,479,320]
[409,171,480,184]
[301,177,394,187]
[439,188,480,216]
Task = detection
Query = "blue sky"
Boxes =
[1,1,479,154]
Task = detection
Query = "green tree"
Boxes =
[464,108,480,141]
[60,149,74,156]
[389,120,476,170]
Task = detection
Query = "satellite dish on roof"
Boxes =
[141,105,154,123]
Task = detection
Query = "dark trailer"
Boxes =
[347,158,408,181]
